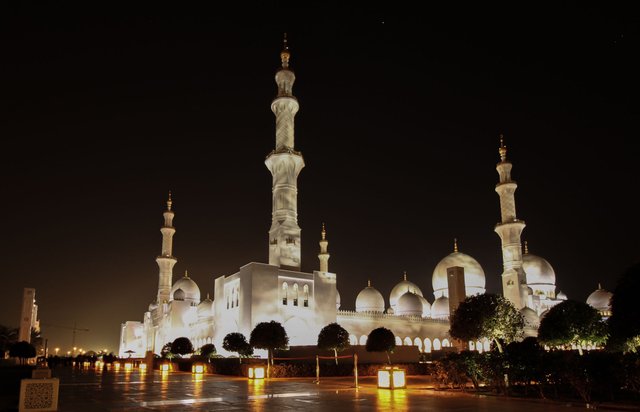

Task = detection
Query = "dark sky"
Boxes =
[2,3,638,353]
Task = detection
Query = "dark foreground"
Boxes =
[38,366,602,411]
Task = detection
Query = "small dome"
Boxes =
[197,296,214,318]
[523,253,556,287]
[431,296,450,319]
[520,307,540,329]
[355,283,385,313]
[171,273,201,303]
[336,289,341,310]
[587,286,613,312]
[396,292,423,316]
[557,291,568,300]
[432,251,486,298]
[173,288,185,301]
[389,275,423,310]
[418,295,431,317]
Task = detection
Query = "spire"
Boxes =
[280,33,290,69]
[403,271,407,281]
[598,282,602,290]
[499,134,508,162]
[453,238,459,253]
[321,222,326,240]
[367,279,371,288]
[184,269,189,278]
[524,240,529,254]
[166,191,173,211]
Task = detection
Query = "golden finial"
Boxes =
[523,240,529,254]
[367,279,371,288]
[321,222,326,240]
[207,293,210,300]
[598,283,602,290]
[184,269,189,278]
[453,238,459,253]
[167,190,173,211]
[403,271,407,281]
[499,133,507,162]
[280,33,290,68]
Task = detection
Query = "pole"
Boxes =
[353,353,359,388]
[315,355,320,384]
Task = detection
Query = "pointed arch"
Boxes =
[424,338,432,353]
[433,338,442,350]
[282,282,288,305]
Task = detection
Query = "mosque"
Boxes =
[118,40,611,358]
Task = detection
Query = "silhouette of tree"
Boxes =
[608,262,640,352]
[223,333,253,364]
[366,327,395,364]
[170,337,194,357]
[317,323,350,365]
[9,341,36,364]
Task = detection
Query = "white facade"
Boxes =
[118,41,566,358]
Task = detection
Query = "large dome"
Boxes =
[396,292,423,316]
[432,251,486,298]
[523,253,556,288]
[355,283,385,313]
[171,272,201,304]
[520,307,540,329]
[389,273,423,310]
[587,285,613,313]
[431,296,450,319]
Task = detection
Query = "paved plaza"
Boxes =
[47,367,596,411]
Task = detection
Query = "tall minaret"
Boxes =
[318,223,330,272]
[494,135,527,309]
[156,192,177,304]
[265,34,305,269]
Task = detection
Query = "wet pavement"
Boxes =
[52,366,590,411]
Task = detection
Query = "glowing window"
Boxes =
[433,338,442,350]
[359,335,367,345]
[349,335,357,345]
[403,337,412,346]
[395,336,402,346]
[413,337,422,351]
[442,338,450,347]
[469,341,475,351]
[282,282,288,305]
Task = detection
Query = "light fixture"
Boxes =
[139,363,147,371]
[377,367,406,389]
[192,364,205,374]
[160,363,170,372]
[124,362,133,371]
[248,366,265,379]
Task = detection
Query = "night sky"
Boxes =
[2,3,638,353]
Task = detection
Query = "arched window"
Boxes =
[433,338,442,350]
[303,285,309,307]
[469,341,476,351]
[235,287,239,307]
[424,338,432,353]
[442,338,450,347]
[359,335,367,345]
[413,337,422,351]
[483,340,491,352]
[349,335,357,346]
[476,340,483,353]
[403,337,412,346]
[282,282,288,305]
[395,336,402,346]
[227,293,230,309]
[293,284,299,306]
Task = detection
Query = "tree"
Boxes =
[223,332,253,364]
[250,321,289,377]
[160,342,173,359]
[317,323,351,365]
[0,325,18,354]
[538,299,607,355]
[200,343,217,359]
[608,262,640,352]
[9,341,36,364]
[170,337,194,357]
[449,293,523,353]
[365,327,395,364]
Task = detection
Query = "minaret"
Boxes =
[265,34,305,269]
[318,223,330,272]
[156,192,177,304]
[494,135,527,309]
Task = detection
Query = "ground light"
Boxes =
[192,364,205,374]
[124,362,133,371]
[139,363,147,372]
[377,367,406,389]
[160,363,170,372]
[248,366,265,379]
[114,362,121,370]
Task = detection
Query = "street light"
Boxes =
[54,348,60,355]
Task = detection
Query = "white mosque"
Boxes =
[118,40,611,358]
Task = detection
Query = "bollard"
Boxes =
[315,355,320,384]
[353,353,359,388]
